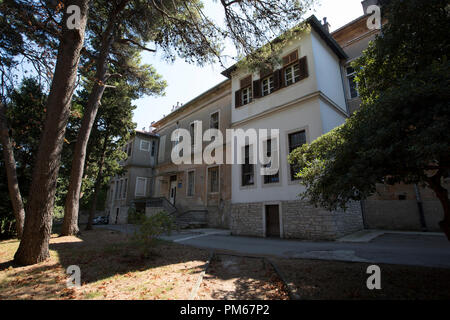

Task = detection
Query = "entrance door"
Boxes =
[169,180,177,205]
[266,205,280,237]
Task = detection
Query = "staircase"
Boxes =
[175,210,208,229]
[146,197,208,229]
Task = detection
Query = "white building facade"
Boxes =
[223,16,363,239]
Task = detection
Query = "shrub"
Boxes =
[132,211,176,258]
[127,206,145,224]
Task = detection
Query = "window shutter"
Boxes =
[235,90,241,108]
[281,67,286,87]
[273,69,282,91]
[240,75,252,88]
[282,50,298,66]
[259,67,272,79]
[299,56,308,80]
[252,80,261,99]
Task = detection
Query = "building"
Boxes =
[216,15,363,240]
[104,129,159,224]
[151,80,232,229]
[104,0,446,236]
[331,0,447,232]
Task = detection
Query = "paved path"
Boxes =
[96,225,450,269]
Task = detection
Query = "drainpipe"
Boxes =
[360,199,368,229]
[414,184,428,231]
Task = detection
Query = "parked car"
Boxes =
[92,216,109,225]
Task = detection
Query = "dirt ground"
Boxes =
[0,229,209,300]
[2,228,449,300]
[196,254,289,300]
[273,258,450,300]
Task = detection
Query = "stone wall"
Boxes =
[108,206,129,225]
[282,200,363,240]
[363,200,444,231]
[145,207,166,217]
[230,203,264,237]
[230,200,363,240]
[207,200,231,229]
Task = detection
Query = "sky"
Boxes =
[133,0,366,131]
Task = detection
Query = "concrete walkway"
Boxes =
[95,225,450,269]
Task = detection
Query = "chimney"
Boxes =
[142,127,146,132]
[361,0,380,14]
[322,17,330,33]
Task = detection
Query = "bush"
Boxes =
[127,206,145,224]
[131,211,176,258]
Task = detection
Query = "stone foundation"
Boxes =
[207,200,231,229]
[230,200,363,240]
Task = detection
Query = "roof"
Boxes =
[331,14,368,36]
[221,15,348,78]
[152,79,231,128]
[135,130,159,138]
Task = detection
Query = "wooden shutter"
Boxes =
[252,80,261,99]
[240,75,252,88]
[259,67,273,79]
[235,90,241,108]
[299,56,308,80]
[281,67,286,88]
[282,50,299,66]
[273,69,283,91]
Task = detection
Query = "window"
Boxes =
[346,66,359,98]
[158,135,166,163]
[135,177,147,197]
[261,76,274,96]
[285,62,300,86]
[241,86,252,105]
[126,142,132,157]
[208,167,219,193]
[263,139,279,184]
[210,112,219,129]
[242,145,254,186]
[113,180,118,200]
[122,178,127,199]
[187,170,195,197]
[117,179,123,200]
[190,122,195,147]
[151,141,156,156]
[288,131,306,180]
[140,140,150,151]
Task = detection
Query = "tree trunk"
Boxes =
[86,137,108,231]
[427,170,450,241]
[0,102,25,238]
[13,0,89,265]
[62,2,126,236]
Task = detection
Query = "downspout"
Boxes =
[414,184,428,231]
[360,199,368,229]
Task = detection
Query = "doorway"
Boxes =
[169,175,177,205]
[265,205,280,237]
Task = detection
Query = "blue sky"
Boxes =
[133,0,365,131]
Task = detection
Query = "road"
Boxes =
[96,224,450,268]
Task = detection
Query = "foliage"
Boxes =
[132,211,175,258]
[0,78,46,237]
[127,206,144,224]
[288,0,450,211]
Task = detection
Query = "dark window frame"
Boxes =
[288,131,306,181]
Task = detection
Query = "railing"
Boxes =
[146,197,177,215]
